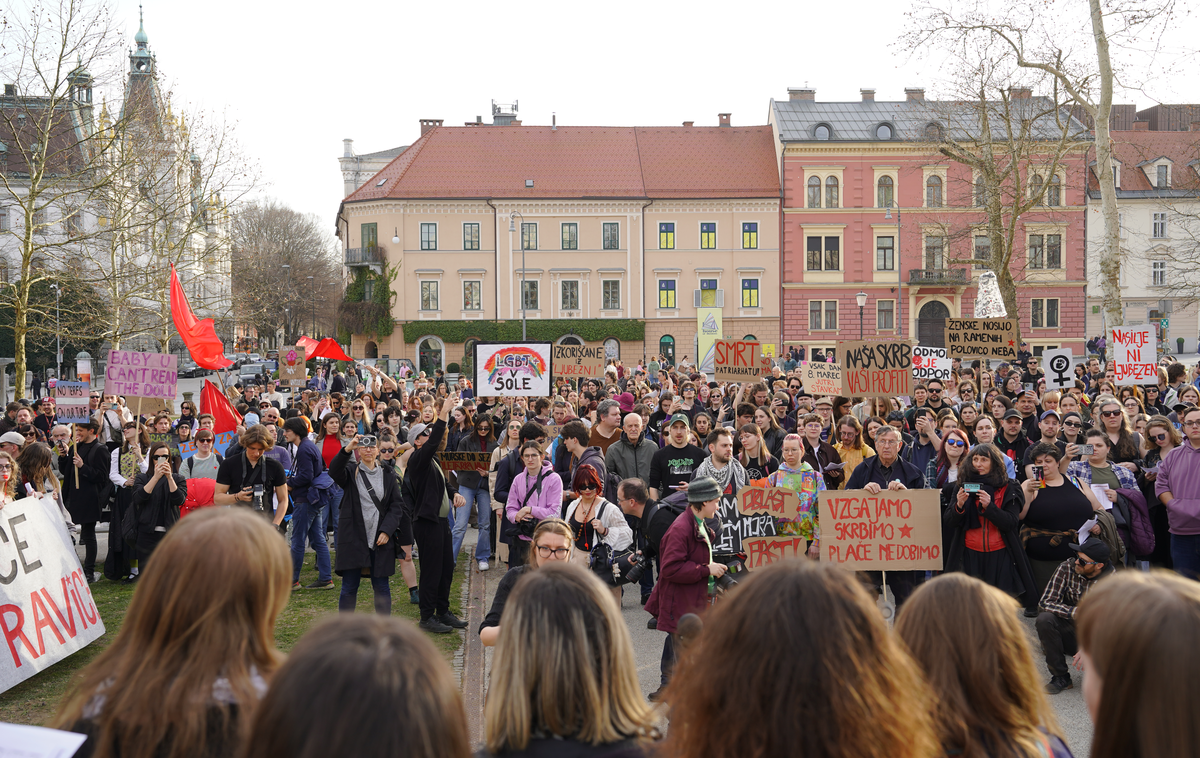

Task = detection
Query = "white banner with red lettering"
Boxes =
[0,495,105,694]
[1111,326,1156,386]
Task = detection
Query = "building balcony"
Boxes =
[345,246,386,267]
[908,268,968,285]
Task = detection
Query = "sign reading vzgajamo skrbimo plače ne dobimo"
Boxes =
[473,342,553,397]
[0,495,106,694]
[818,489,943,571]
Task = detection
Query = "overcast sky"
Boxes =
[97,0,1200,227]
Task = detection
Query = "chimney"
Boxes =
[1009,87,1032,99]
[905,87,925,102]
[682,121,694,127]
[860,89,875,102]
[552,113,556,131]
[419,119,444,136]
[1133,120,1149,131]
[718,113,731,127]
[477,115,483,123]
[511,120,522,126]
[342,138,354,158]
[787,88,815,101]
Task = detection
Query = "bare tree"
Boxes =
[231,199,341,344]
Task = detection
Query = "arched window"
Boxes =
[877,176,894,209]
[825,176,838,209]
[603,338,620,360]
[659,335,675,365]
[807,176,821,208]
[742,334,758,341]
[417,336,444,376]
[1030,174,1044,204]
[365,341,379,359]
[925,175,943,208]
[876,124,893,140]
[814,124,831,140]
[1047,174,1061,206]
[975,175,988,207]
[556,335,582,346]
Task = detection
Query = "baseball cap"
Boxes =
[1173,401,1194,413]
[1039,409,1061,421]
[1002,408,1023,420]
[668,413,691,428]
[1070,538,1113,567]
[408,423,430,439]
[0,431,26,447]
[814,397,834,408]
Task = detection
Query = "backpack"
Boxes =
[1116,487,1155,558]
[603,469,622,503]
[185,453,224,478]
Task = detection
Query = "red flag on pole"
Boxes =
[296,335,320,352]
[170,263,233,370]
[199,379,242,434]
[309,337,354,362]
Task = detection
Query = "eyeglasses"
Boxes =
[945,439,966,447]
[1184,420,1200,428]
[535,545,571,559]
[0,464,10,471]
[1101,410,1123,418]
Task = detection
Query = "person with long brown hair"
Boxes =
[1075,570,1200,758]
[661,560,938,758]
[54,507,291,758]
[897,573,1069,758]
[240,615,470,758]
[131,441,188,567]
[479,518,575,647]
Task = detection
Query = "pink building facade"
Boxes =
[770,88,1088,360]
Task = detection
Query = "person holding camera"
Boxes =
[130,441,188,568]
[644,476,726,701]
[214,425,289,527]
[506,441,565,567]
[564,463,633,597]
[478,518,574,647]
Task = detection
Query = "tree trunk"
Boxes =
[1090,0,1121,335]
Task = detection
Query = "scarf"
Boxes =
[695,456,746,494]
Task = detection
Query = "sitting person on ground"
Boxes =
[1036,537,1114,695]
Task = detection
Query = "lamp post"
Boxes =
[885,203,901,339]
[856,290,867,340]
[507,211,526,339]
[281,264,291,347]
[49,283,61,380]
[307,275,315,337]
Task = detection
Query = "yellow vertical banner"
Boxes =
[697,307,723,372]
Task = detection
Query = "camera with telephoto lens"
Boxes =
[615,550,645,584]
[712,554,747,594]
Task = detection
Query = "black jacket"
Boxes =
[131,471,187,545]
[330,448,404,577]
[639,492,688,560]
[402,418,456,523]
[61,438,113,523]
[944,478,1038,608]
[456,435,497,491]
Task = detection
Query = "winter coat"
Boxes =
[506,461,564,540]
[943,479,1038,607]
[130,471,187,547]
[61,439,113,523]
[604,433,656,485]
[644,507,713,634]
[287,437,324,503]
[330,448,404,577]
[402,418,456,524]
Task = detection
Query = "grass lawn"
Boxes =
[0,551,468,726]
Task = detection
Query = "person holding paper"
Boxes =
[1065,430,1137,504]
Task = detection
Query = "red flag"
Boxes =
[170,264,233,370]
[309,337,354,362]
[296,335,319,352]
[200,379,242,434]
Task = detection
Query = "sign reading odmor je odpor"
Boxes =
[473,342,553,397]
[1,495,106,694]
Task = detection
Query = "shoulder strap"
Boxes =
[186,457,195,476]
[358,467,385,513]
[521,469,550,509]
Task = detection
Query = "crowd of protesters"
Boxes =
[10,347,1200,757]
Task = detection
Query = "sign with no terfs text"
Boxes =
[713,339,773,383]
[944,318,1018,360]
[818,489,943,570]
[103,351,178,415]
[800,361,842,397]
[551,344,605,379]
[1110,326,1156,386]
[839,341,913,398]
[53,382,91,424]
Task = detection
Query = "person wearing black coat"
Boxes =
[330,437,404,615]
[403,397,465,633]
[59,420,112,581]
[131,442,187,568]
[943,442,1038,612]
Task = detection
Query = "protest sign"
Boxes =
[1042,348,1075,390]
[714,491,776,554]
[912,346,951,382]
[839,341,913,398]
[0,494,106,694]
[103,350,177,415]
[1110,326,1156,385]
[713,339,773,382]
[178,431,236,460]
[738,486,801,521]
[818,489,942,570]
[743,536,810,569]
[800,361,842,396]
[944,318,1018,359]
[439,451,493,472]
[474,342,553,397]
[551,344,604,379]
[278,346,308,387]
[53,381,90,423]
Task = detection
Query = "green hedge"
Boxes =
[402,319,645,344]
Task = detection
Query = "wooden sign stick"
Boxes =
[72,423,79,489]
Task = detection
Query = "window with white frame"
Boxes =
[1029,233,1062,269]
[1153,212,1167,239]
[877,176,894,208]
[808,176,821,208]
[700,223,716,250]
[1152,261,1167,287]
[521,280,539,311]
[809,300,838,330]
[561,280,579,311]
[420,281,439,311]
[741,278,759,308]
[658,279,676,309]
[420,223,437,250]
[603,222,620,250]
[877,300,894,330]
[521,223,537,251]
[0,207,8,231]
[463,223,480,250]
[742,222,758,249]
[1031,298,1059,328]
[924,236,944,269]
[925,175,942,207]
[463,281,481,310]
[602,280,621,310]
[1047,174,1062,206]
[561,223,578,250]
[1157,164,1168,189]
[826,176,839,209]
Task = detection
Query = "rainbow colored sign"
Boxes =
[474,342,553,397]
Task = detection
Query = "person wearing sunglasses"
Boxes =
[1140,415,1180,568]
[478,518,574,647]
[1034,537,1113,695]
[131,441,188,569]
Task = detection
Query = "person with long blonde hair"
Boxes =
[661,560,938,758]
[479,518,575,647]
[54,508,291,758]
[482,563,655,758]
[896,574,1068,758]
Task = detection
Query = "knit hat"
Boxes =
[686,476,721,504]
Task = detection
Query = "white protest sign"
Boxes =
[473,342,553,397]
[0,723,87,758]
[1110,326,1156,386]
[0,495,106,694]
[1042,348,1075,390]
[911,346,951,382]
[52,381,91,424]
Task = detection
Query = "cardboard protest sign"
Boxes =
[551,344,604,379]
[818,489,943,570]
[912,346,951,382]
[279,346,308,388]
[839,341,913,398]
[713,339,773,382]
[738,486,801,521]
[103,350,177,415]
[944,319,1018,360]
[743,535,810,569]
[474,342,553,397]
[1042,348,1075,390]
[178,431,236,460]
[714,491,776,554]
[53,381,90,423]
[0,494,106,694]
[439,451,493,472]
[800,361,842,396]
[1110,326,1156,386]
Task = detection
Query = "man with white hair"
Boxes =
[605,412,657,490]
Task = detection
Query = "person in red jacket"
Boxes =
[644,475,727,701]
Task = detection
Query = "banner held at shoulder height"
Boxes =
[0,495,106,694]
[713,339,772,383]
[473,342,553,397]
[839,341,913,398]
[818,489,942,571]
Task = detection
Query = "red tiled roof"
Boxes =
[1088,130,1200,191]
[343,125,780,202]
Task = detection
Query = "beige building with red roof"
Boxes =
[336,114,780,374]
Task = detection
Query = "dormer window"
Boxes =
[814,124,831,140]
[1157,164,1168,188]
[876,124,893,140]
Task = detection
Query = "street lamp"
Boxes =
[885,203,902,339]
[49,283,61,380]
[281,264,291,347]
[507,211,526,340]
[307,275,315,337]
[856,290,868,340]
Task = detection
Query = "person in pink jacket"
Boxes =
[505,441,564,566]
